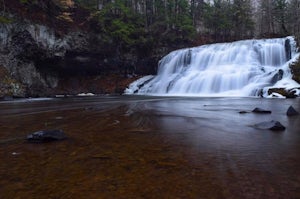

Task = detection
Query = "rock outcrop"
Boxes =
[267,88,298,98]
[253,120,286,131]
[252,108,272,114]
[286,105,299,116]
[27,129,67,142]
[0,1,172,97]
[0,21,159,97]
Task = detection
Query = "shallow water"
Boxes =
[0,96,300,198]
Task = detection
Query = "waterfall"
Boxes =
[126,37,300,97]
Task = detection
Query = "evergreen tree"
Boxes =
[232,0,254,39]
[273,0,288,34]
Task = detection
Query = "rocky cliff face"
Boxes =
[0,18,162,98]
[1,24,57,96]
[0,23,61,97]
[0,0,176,98]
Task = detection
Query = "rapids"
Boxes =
[126,37,300,97]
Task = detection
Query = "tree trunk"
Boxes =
[1,0,5,13]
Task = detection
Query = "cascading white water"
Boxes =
[126,36,300,97]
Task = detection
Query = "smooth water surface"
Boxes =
[0,96,300,198]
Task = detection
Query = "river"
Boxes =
[0,96,299,198]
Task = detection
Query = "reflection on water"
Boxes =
[0,96,300,198]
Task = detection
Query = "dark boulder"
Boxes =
[253,120,286,131]
[285,38,292,61]
[287,105,299,116]
[239,111,250,114]
[27,130,67,142]
[271,69,284,84]
[252,108,272,114]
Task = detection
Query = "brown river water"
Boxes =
[0,96,300,199]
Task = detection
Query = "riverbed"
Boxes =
[0,96,299,198]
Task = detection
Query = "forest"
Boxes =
[1,0,300,59]
[72,0,300,45]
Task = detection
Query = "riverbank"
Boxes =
[0,68,141,98]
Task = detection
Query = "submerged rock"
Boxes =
[286,105,299,116]
[253,120,286,131]
[27,130,67,142]
[252,108,272,114]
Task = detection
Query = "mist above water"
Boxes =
[126,37,300,97]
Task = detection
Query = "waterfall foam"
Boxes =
[125,37,300,97]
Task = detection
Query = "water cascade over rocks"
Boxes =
[126,37,300,97]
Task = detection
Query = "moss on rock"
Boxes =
[0,66,26,98]
[0,16,12,23]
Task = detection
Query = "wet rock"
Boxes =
[285,38,292,60]
[253,120,286,131]
[286,105,299,116]
[267,88,297,98]
[252,108,272,114]
[27,130,67,142]
[239,111,250,114]
[271,69,284,84]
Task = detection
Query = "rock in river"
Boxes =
[252,108,272,114]
[239,111,250,114]
[27,130,67,142]
[286,105,299,116]
[253,120,286,131]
